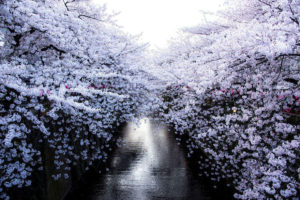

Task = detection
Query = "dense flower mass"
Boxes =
[0,0,151,199]
[0,0,299,200]
[153,0,300,199]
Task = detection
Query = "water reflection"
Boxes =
[88,119,212,200]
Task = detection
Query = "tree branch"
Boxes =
[78,14,103,22]
[257,0,272,7]
[63,0,76,11]
[41,45,66,55]
[272,55,284,86]
[277,54,300,59]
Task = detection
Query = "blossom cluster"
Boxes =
[153,0,300,199]
[0,0,150,199]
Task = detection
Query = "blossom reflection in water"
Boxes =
[90,119,212,200]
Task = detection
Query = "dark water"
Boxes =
[66,119,233,200]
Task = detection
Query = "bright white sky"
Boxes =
[92,0,225,49]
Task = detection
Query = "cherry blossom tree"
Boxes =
[0,0,151,199]
[154,0,299,199]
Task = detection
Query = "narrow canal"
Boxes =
[66,119,233,200]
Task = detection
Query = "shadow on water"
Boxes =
[65,119,234,200]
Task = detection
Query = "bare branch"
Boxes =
[63,0,76,11]
[273,55,284,85]
[290,17,299,25]
[62,0,69,11]
[277,53,300,58]
[288,2,299,25]
[41,45,66,55]
[257,0,272,7]
[78,14,103,22]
